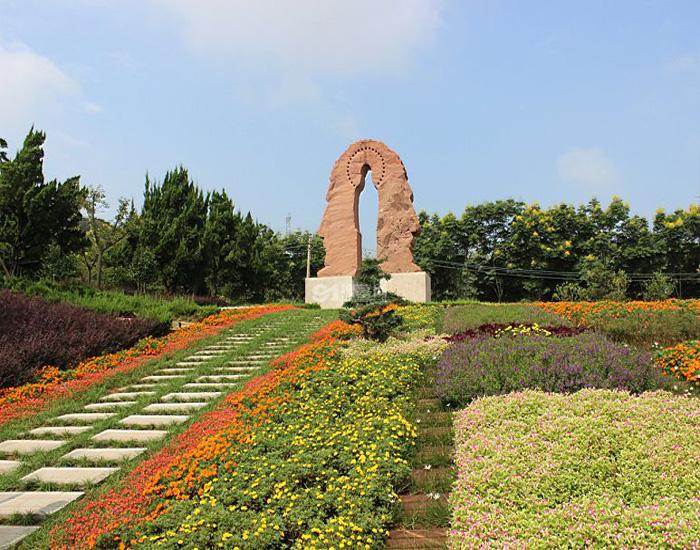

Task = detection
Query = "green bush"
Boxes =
[642,272,676,300]
[451,389,700,548]
[340,302,404,342]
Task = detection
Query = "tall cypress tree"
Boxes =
[139,167,208,293]
[0,129,86,279]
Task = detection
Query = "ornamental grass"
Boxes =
[0,305,295,427]
[450,389,700,548]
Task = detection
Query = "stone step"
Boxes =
[61,448,146,463]
[175,362,204,367]
[0,491,83,517]
[121,384,159,390]
[0,526,40,549]
[143,402,208,413]
[227,360,264,366]
[92,429,166,443]
[55,412,116,424]
[193,350,227,355]
[101,392,156,401]
[244,355,276,359]
[0,460,21,474]
[181,357,208,362]
[156,368,194,374]
[29,426,91,437]
[140,375,185,382]
[182,382,237,389]
[0,440,64,455]
[218,366,257,372]
[85,401,136,411]
[21,467,118,486]
[161,392,221,402]
[196,375,244,382]
[119,415,189,427]
[211,368,255,374]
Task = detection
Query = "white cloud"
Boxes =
[557,147,619,189]
[0,42,80,132]
[154,0,442,76]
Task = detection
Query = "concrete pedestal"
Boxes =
[305,276,358,309]
[380,272,431,303]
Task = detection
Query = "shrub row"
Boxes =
[436,331,673,407]
[0,289,163,388]
[450,389,700,548]
[6,278,217,324]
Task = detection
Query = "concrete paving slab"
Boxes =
[29,426,90,437]
[100,392,155,401]
[84,401,136,411]
[156,368,194,374]
[196,375,244,382]
[62,448,146,462]
[218,366,257,372]
[0,491,83,517]
[140,375,184,382]
[92,429,166,443]
[0,461,21,475]
[183,383,237,389]
[119,415,188,427]
[161,392,221,401]
[21,467,118,486]
[55,412,116,423]
[0,525,39,549]
[144,402,208,413]
[0,440,64,455]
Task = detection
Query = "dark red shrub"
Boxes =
[0,290,161,388]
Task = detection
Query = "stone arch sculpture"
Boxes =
[318,139,421,277]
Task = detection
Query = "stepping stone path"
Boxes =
[0,311,326,547]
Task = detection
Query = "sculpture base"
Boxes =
[305,276,358,309]
[380,272,431,303]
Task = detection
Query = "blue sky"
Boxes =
[1,0,698,253]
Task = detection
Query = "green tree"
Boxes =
[139,168,208,293]
[81,185,132,288]
[0,129,86,280]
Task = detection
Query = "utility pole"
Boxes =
[306,234,312,279]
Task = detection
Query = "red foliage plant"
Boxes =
[0,289,161,388]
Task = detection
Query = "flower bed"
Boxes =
[444,323,586,343]
[450,389,700,548]
[657,340,699,387]
[0,305,295,427]
[535,300,700,347]
[0,289,162,388]
[50,320,419,549]
[441,303,568,334]
[436,332,671,407]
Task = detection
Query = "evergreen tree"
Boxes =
[139,167,208,293]
[0,129,86,279]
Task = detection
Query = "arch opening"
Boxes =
[356,166,379,258]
